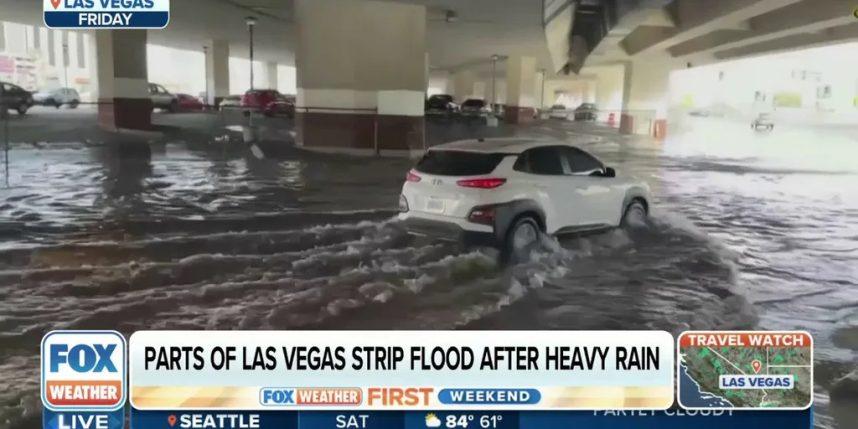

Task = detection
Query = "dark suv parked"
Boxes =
[425,94,458,114]
[1,82,34,115]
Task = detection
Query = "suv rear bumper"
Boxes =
[398,213,496,247]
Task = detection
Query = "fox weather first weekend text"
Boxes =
[43,0,170,29]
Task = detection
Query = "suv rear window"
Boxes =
[415,150,506,176]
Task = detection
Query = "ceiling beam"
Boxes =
[713,21,858,59]
[668,0,855,58]
[620,0,804,56]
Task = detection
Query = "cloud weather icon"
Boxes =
[425,413,441,428]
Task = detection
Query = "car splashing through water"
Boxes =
[0,118,856,428]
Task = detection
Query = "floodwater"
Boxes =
[0,112,856,428]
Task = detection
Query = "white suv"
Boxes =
[398,138,651,255]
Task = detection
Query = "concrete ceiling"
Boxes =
[387,0,553,73]
[585,0,858,67]
[4,0,855,76]
[224,0,556,74]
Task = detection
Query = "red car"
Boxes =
[175,93,204,111]
[241,89,295,118]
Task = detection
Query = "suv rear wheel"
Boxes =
[16,104,28,115]
[504,216,540,260]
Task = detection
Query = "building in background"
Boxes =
[0,21,94,100]
[1,21,298,104]
[671,42,858,125]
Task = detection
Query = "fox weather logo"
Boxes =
[41,331,127,411]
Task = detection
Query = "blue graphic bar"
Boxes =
[44,11,169,28]
[518,410,813,429]
[128,408,813,429]
[131,410,296,429]
[404,411,519,429]
[299,411,404,429]
[437,389,541,405]
[44,409,123,429]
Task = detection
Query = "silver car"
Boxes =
[33,87,80,108]
[148,83,178,112]
[751,113,774,131]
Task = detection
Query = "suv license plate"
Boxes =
[426,198,445,213]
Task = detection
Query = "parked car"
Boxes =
[549,104,568,119]
[0,82,34,115]
[265,96,296,118]
[688,108,725,118]
[218,95,242,110]
[425,94,458,115]
[241,89,295,117]
[148,83,178,112]
[751,112,774,131]
[573,103,598,121]
[397,138,651,257]
[33,87,80,108]
[175,93,204,111]
[460,98,490,117]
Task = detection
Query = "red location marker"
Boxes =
[167,415,177,427]
[751,359,762,374]
[50,0,61,9]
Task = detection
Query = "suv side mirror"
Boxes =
[589,167,615,178]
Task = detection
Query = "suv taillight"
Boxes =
[406,171,421,182]
[456,178,506,188]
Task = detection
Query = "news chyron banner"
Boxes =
[43,0,170,29]
[677,331,813,410]
[129,331,675,411]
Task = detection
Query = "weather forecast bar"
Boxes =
[125,409,813,429]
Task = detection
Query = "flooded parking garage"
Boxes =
[3,0,858,427]
[0,109,856,428]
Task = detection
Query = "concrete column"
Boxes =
[584,81,596,103]
[504,55,537,123]
[494,80,507,106]
[205,39,230,107]
[94,30,151,131]
[295,0,427,156]
[474,81,487,101]
[452,70,475,103]
[591,65,625,123]
[265,61,278,90]
[620,60,675,138]
[428,69,451,95]
[424,52,430,95]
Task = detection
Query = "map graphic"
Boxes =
[677,331,812,409]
